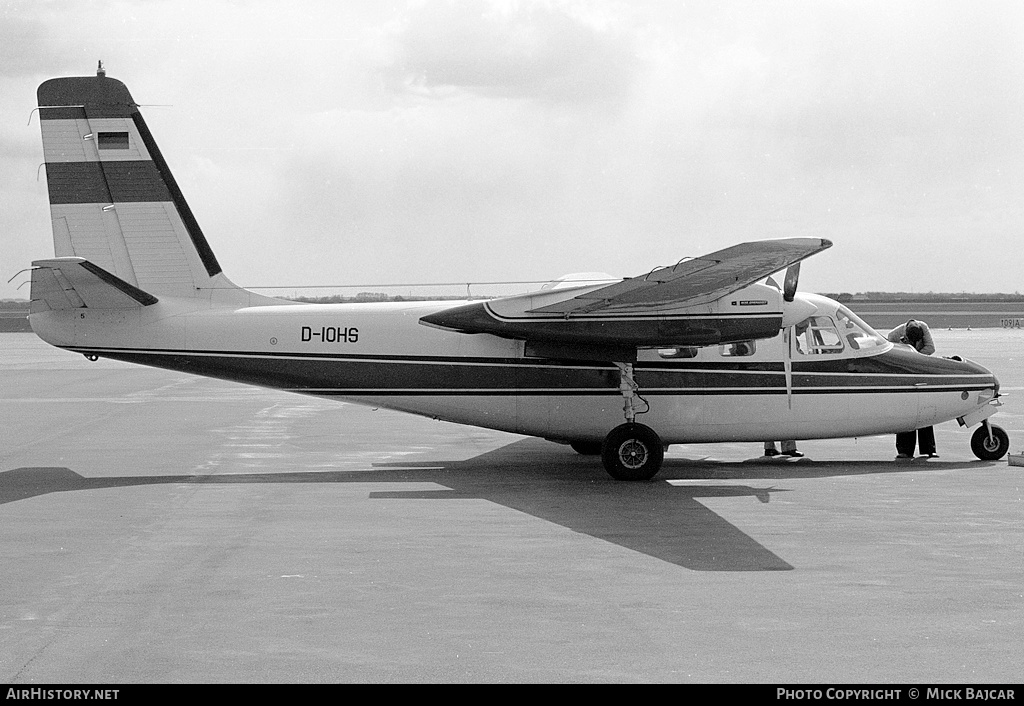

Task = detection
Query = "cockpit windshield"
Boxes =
[834,305,888,352]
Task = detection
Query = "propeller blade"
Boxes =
[783,262,800,302]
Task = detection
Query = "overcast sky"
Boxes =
[2,0,1023,300]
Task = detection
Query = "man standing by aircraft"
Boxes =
[888,320,937,458]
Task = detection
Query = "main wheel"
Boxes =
[570,440,603,456]
[971,424,1009,461]
[601,423,664,481]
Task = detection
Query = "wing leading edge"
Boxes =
[419,237,831,360]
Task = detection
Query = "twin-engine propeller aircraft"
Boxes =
[26,70,1010,481]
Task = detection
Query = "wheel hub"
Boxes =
[618,440,649,469]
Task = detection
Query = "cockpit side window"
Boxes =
[720,340,755,357]
[658,346,699,359]
[794,317,844,355]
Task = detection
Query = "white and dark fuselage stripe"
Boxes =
[64,345,996,398]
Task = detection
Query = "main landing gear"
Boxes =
[602,422,664,481]
[600,362,664,481]
[971,420,1010,461]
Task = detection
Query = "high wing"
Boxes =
[420,237,830,360]
[529,238,830,314]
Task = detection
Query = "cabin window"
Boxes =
[794,317,844,355]
[98,132,129,149]
[720,341,755,357]
[658,346,699,359]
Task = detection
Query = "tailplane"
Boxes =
[31,257,158,311]
[36,68,257,304]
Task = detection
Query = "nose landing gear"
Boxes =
[971,421,1010,461]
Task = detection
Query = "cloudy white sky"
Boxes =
[2,0,1023,300]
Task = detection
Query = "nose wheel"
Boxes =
[971,422,1009,461]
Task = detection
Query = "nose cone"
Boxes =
[949,355,1000,395]
[874,347,999,395]
[988,369,1001,395]
[956,355,995,377]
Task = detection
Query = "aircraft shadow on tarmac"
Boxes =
[0,439,994,573]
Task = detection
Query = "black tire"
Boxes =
[601,423,664,481]
[971,424,1010,461]
[570,441,603,456]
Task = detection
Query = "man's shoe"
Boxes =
[783,450,805,458]
[764,449,779,457]
[896,453,912,459]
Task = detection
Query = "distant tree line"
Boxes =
[288,293,468,304]
[292,292,1024,305]
[822,292,1024,303]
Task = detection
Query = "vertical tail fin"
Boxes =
[37,71,231,299]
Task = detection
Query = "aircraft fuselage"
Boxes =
[29,292,1000,446]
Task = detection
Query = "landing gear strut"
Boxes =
[601,362,664,481]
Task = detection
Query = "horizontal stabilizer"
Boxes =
[31,257,159,312]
